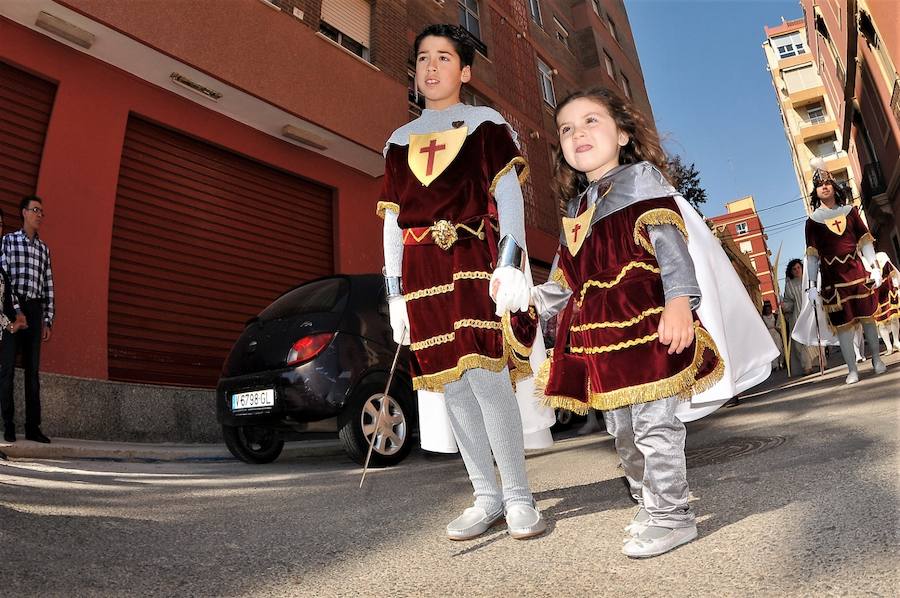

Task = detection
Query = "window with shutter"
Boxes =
[320,0,371,60]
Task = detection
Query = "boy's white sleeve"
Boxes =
[495,169,527,251]
[383,208,403,277]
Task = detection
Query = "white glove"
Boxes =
[806,286,818,302]
[490,266,530,317]
[387,296,410,345]
[869,268,883,288]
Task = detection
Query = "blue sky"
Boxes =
[625,0,807,285]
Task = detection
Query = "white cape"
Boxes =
[673,196,778,422]
[417,265,556,453]
[791,263,839,346]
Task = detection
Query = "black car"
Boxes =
[217,274,416,465]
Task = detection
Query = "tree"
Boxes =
[668,155,708,213]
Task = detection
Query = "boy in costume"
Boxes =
[874,252,900,354]
[377,24,552,541]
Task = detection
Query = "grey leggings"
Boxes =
[837,322,881,374]
[443,367,533,514]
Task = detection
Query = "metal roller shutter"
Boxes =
[109,117,334,387]
[0,61,56,227]
[321,0,371,47]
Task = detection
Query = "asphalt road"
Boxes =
[1,354,898,597]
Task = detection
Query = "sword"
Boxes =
[810,288,826,375]
[359,327,405,488]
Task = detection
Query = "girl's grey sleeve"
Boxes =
[382,208,403,278]
[806,253,819,285]
[530,254,572,320]
[648,224,701,309]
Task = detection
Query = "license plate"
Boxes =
[231,389,275,411]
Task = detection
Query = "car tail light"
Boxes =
[287,333,334,366]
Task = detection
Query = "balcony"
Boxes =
[861,161,887,203]
[788,85,826,106]
[793,118,837,142]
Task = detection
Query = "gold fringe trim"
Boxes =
[376,201,400,219]
[404,271,492,302]
[828,316,878,335]
[410,332,455,351]
[824,251,859,265]
[412,350,509,392]
[632,209,689,256]
[509,351,534,388]
[806,246,819,257]
[833,277,869,288]
[571,332,659,354]
[857,232,875,251]
[550,267,571,291]
[501,310,535,357]
[489,156,529,197]
[822,288,877,312]
[570,306,664,331]
[537,325,724,414]
[454,319,502,331]
[409,318,503,350]
[578,261,661,303]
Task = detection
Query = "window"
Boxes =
[537,59,556,107]
[805,103,826,124]
[772,31,806,59]
[461,87,490,107]
[619,72,631,99]
[319,0,371,61]
[782,64,818,94]
[458,0,481,40]
[607,16,618,42]
[604,51,615,79]
[811,134,839,158]
[528,0,542,26]
[750,257,757,270]
[736,223,749,236]
[554,18,569,49]
[408,69,424,111]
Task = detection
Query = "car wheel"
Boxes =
[339,380,414,467]
[222,424,285,464]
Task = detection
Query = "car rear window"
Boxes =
[257,278,348,321]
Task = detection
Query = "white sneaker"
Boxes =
[622,524,698,558]
[845,370,859,384]
[505,504,547,540]
[873,358,886,375]
[446,507,504,541]
[623,507,651,538]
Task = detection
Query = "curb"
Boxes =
[0,437,345,462]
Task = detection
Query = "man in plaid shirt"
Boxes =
[0,195,54,443]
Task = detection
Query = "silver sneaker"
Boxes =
[505,504,547,540]
[623,507,651,538]
[873,357,886,375]
[446,507,504,541]
[845,370,859,384]
[622,524,698,558]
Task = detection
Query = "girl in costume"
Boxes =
[519,88,776,558]
[794,160,885,384]
[874,252,900,354]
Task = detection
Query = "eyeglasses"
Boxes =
[26,207,44,216]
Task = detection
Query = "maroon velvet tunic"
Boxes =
[804,206,878,332]
[377,121,535,392]
[541,197,722,414]
[875,261,899,323]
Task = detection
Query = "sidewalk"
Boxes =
[0,436,345,462]
[2,349,895,463]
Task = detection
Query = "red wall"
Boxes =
[1,20,384,380]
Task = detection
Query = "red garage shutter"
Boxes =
[0,61,56,227]
[109,117,334,387]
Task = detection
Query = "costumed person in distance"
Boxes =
[761,300,785,370]
[377,24,554,542]
[781,258,816,375]
[501,88,777,558]
[874,252,900,354]
[792,159,885,384]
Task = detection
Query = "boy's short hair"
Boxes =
[20,194,42,211]
[414,24,476,67]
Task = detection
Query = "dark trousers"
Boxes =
[0,300,43,432]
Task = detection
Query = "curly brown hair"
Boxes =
[551,88,669,209]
